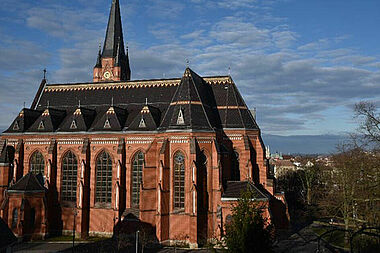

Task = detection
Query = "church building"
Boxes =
[0,0,287,247]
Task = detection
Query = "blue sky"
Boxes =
[0,0,379,139]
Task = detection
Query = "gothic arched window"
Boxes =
[198,150,208,212]
[131,151,144,207]
[12,208,18,228]
[95,151,113,205]
[173,151,185,210]
[61,151,78,202]
[231,149,240,181]
[30,151,45,175]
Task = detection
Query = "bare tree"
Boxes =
[297,158,323,206]
[320,145,380,244]
[355,101,380,146]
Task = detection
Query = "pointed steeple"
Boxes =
[95,45,102,68]
[125,44,131,79]
[93,0,131,82]
[103,0,124,58]
[114,40,121,67]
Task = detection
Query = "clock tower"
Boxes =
[93,0,131,82]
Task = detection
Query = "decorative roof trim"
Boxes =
[170,101,202,106]
[106,107,115,114]
[42,109,50,116]
[45,80,180,92]
[217,106,247,110]
[73,108,82,115]
[140,106,150,114]
[43,76,232,92]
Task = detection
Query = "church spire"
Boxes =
[103,0,124,58]
[95,45,102,68]
[93,0,131,82]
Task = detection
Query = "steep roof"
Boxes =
[222,181,268,201]
[27,108,66,132]
[127,105,160,131]
[4,70,259,134]
[59,107,96,132]
[91,106,127,131]
[103,0,125,58]
[159,68,214,131]
[8,172,45,193]
[5,108,41,133]
[214,80,258,129]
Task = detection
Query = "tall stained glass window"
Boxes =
[61,151,78,202]
[95,151,112,205]
[132,151,144,207]
[173,152,185,210]
[30,151,44,174]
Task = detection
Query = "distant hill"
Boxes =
[262,134,348,155]
[0,127,345,155]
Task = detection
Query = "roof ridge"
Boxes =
[230,81,246,129]
[188,69,213,129]
[44,76,232,89]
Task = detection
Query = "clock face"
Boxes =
[103,71,111,79]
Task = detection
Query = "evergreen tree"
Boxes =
[224,190,274,253]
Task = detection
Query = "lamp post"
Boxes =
[136,230,139,253]
[72,206,78,253]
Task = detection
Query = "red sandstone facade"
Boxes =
[0,0,287,247]
[0,131,276,242]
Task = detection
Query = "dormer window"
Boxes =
[177,108,185,125]
[139,118,146,128]
[38,121,45,130]
[70,119,77,129]
[104,118,111,129]
[13,121,20,130]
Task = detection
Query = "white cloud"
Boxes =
[0,0,379,136]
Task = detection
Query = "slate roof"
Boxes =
[103,0,125,58]
[4,68,258,134]
[127,105,160,131]
[222,181,268,201]
[8,172,45,193]
[91,106,127,131]
[59,107,96,132]
[27,108,66,132]
[160,68,214,131]
[0,217,17,250]
[5,108,41,133]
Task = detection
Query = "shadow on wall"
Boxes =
[269,197,289,230]
[114,213,159,252]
